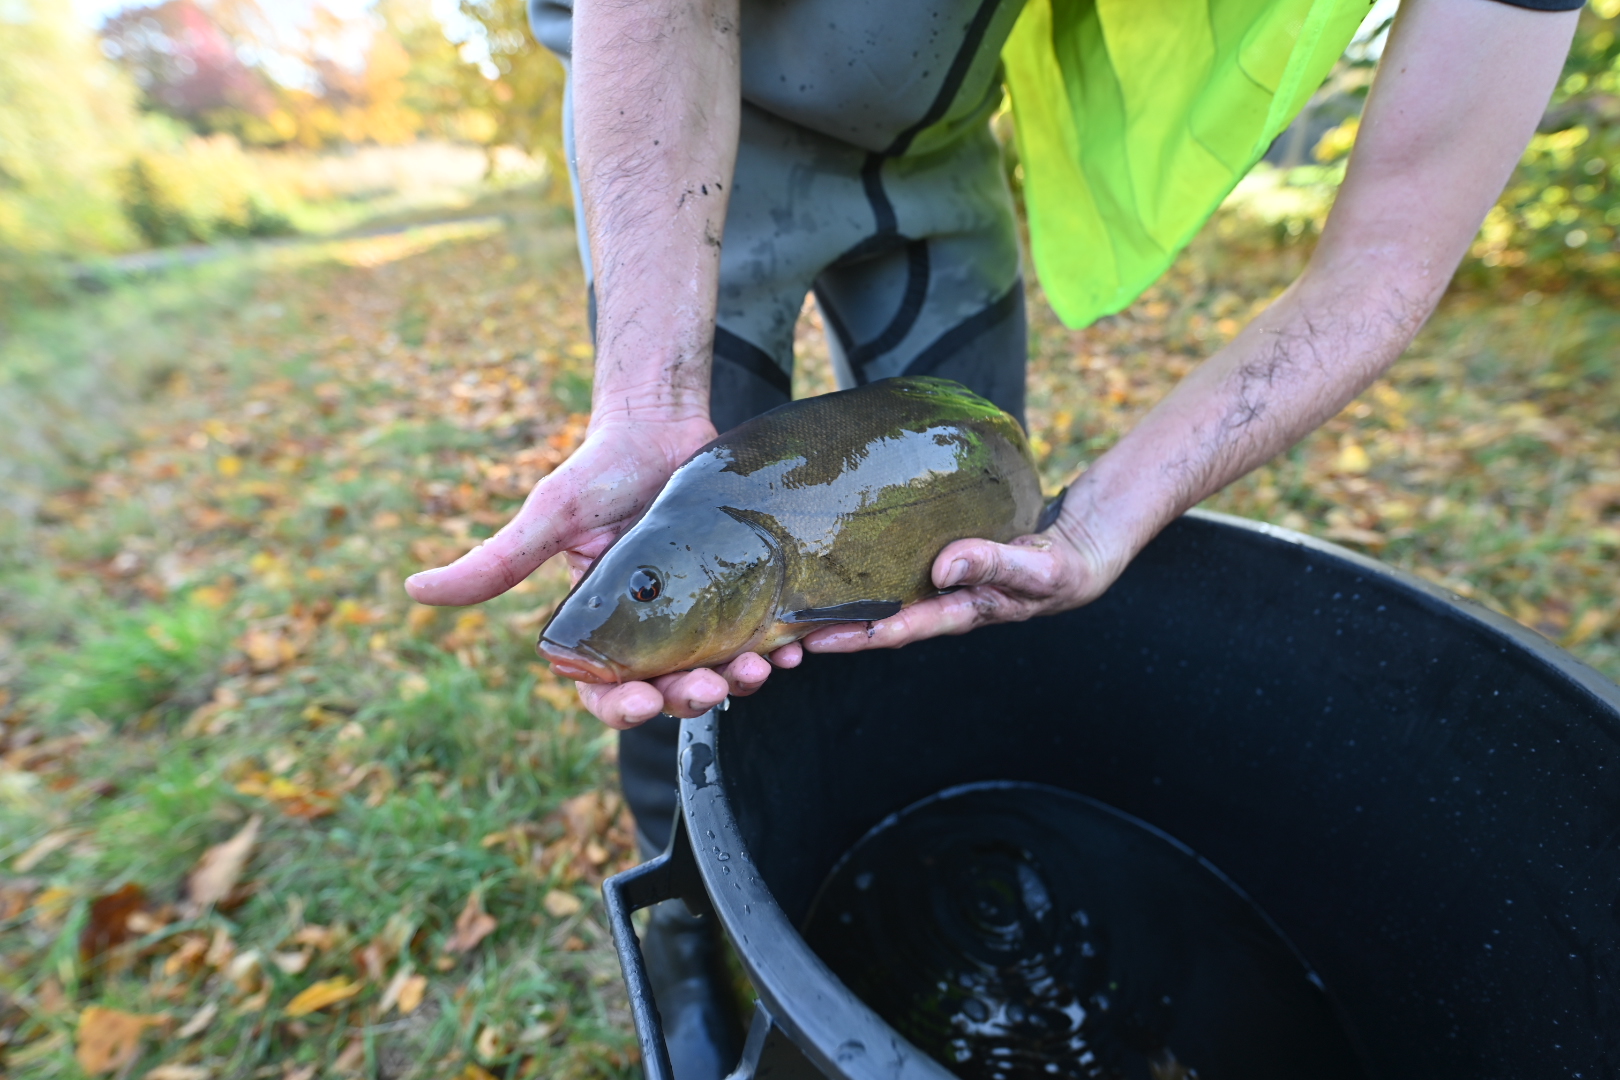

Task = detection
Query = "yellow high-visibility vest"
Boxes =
[1002,0,1371,327]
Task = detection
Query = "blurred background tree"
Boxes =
[1,0,568,299]
[4,0,1617,312]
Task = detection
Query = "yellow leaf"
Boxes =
[397,974,427,1015]
[543,889,582,919]
[76,1007,164,1075]
[1334,442,1371,475]
[1563,608,1611,648]
[284,977,362,1017]
[459,1065,499,1080]
[216,456,243,478]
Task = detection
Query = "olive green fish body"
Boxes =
[538,377,1043,683]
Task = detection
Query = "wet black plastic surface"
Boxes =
[697,512,1620,1079]
[803,782,1365,1080]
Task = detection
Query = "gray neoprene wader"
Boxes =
[526,2,1029,1073]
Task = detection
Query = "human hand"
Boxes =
[404,415,806,728]
[800,517,1116,657]
[572,641,807,730]
[404,416,715,606]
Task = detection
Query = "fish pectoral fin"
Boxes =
[781,599,904,623]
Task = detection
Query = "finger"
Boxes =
[767,641,803,669]
[405,448,640,607]
[577,680,665,730]
[804,587,1020,654]
[650,667,731,718]
[405,492,597,607]
[933,537,1066,597]
[717,652,773,697]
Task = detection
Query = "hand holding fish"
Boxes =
[404,413,803,728]
[800,517,1115,659]
[404,416,713,607]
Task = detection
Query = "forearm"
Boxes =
[1055,255,1436,578]
[573,0,741,427]
[1053,0,1577,579]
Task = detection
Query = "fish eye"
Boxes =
[628,568,661,602]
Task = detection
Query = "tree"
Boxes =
[99,1,276,135]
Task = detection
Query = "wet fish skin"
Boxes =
[538,377,1044,683]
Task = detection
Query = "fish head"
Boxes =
[537,507,785,683]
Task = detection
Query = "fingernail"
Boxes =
[941,559,971,588]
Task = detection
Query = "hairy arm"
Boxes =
[576,0,739,429]
[808,0,1579,654]
[407,0,761,726]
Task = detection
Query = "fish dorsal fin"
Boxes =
[781,600,903,624]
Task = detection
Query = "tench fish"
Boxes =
[537,376,1053,683]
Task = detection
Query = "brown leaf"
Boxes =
[76,1006,164,1075]
[444,890,497,954]
[542,889,582,919]
[333,1036,366,1075]
[80,882,147,964]
[186,814,262,914]
[284,977,362,1017]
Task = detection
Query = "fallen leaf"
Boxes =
[163,934,210,977]
[290,924,340,950]
[146,1066,211,1080]
[176,1002,218,1039]
[185,814,262,914]
[283,1066,316,1080]
[444,891,497,954]
[475,1023,506,1062]
[1564,608,1611,648]
[333,1036,366,1074]
[32,884,76,927]
[458,1065,499,1080]
[284,977,362,1017]
[76,1006,164,1075]
[271,949,310,974]
[542,889,582,919]
[397,973,427,1015]
[15,829,76,872]
[81,882,147,963]
[1334,441,1371,475]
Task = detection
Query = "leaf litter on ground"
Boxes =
[0,195,1613,1079]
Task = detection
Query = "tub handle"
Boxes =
[601,813,711,1080]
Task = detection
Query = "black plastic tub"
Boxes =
[603,510,1620,1079]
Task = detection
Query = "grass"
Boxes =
[0,189,1616,1078]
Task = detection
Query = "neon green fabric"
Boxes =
[1002,0,1369,327]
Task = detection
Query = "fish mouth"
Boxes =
[536,638,623,684]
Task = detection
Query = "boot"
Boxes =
[639,899,745,1080]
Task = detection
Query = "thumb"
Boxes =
[404,494,580,606]
[932,536,1063,598]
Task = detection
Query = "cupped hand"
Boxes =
[404,414,804,728]
[801,517,1115,657]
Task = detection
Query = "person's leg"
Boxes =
[815,114,1028,421]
